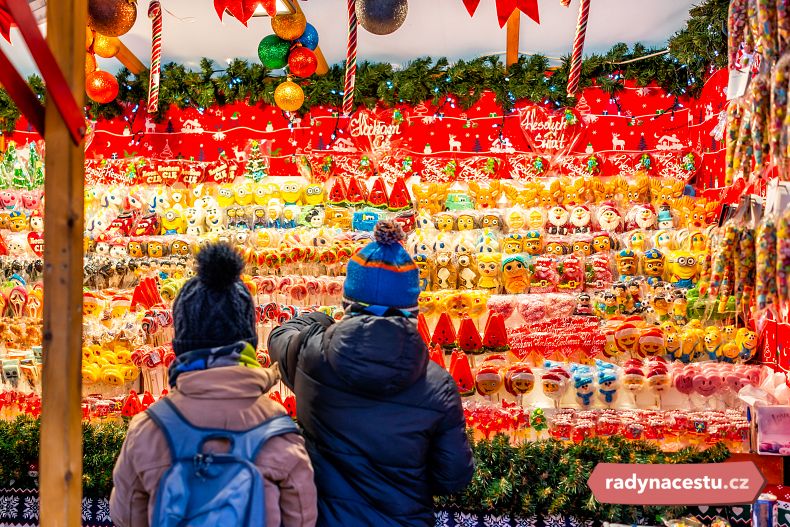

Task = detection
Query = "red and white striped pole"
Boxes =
[342,0,357,115]
[566,0,590,98]
[147,0,163,114]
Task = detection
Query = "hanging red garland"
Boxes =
[214,0,276,25]
[462,0,540,27]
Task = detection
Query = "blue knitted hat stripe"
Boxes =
[349,253,417,272]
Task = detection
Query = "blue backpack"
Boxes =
[146,398,299,527]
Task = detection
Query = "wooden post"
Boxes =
[117,42,146,75]
[506,10,520,69]
[40,0,86,524]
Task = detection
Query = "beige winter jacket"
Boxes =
[109,365,317,527]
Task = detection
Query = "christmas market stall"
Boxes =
[0,0,788,525]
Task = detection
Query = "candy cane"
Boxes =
[147,0,163,114]
[566,0,590,98]
[342,0,357,115]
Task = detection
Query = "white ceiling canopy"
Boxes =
[1,0,697,77]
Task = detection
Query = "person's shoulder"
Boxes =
[420,362,462,409]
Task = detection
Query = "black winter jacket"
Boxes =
[268,311,474,527]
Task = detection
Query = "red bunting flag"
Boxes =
[462,0,540,27]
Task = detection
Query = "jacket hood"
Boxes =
[325,315,428,396]
[176,365,279,399]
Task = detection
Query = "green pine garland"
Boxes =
[0,416,730,521]
[0,0,726,133]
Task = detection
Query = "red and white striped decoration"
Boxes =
[566,0,590,98]
[342,0,358,115]
[147,0,163,114]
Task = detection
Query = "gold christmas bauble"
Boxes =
[274,81,305,112]
[93,34,121,58]
[271,12,307,41]
[86,28,95,49]
[87,0,137,37]
[85,53,97,75]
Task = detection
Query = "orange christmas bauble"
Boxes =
[93,33,121,58]
[86,70,119,103]
[271,12,306,41]
[274,80,304,112]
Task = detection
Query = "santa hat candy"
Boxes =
[623,366,645,392]
[637,328,664,357]
[504,363,534,396]
[475,365,503,396]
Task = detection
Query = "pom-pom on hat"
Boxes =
[343,220,420,315]
[171,242,257,355]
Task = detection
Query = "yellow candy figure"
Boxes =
[502,234,524,255]
[668,250,700,289]
[502,255,529,294]
[735,328,758,361]
[161,206,186,235]
[235,182,254,206]
[703,326,722,360]
[476,253,501,292]
[303,184,325,206]
[280,181,304,205]
[217,184,235,208]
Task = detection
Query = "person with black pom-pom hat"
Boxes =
[110,242,317,527]
[269,220,474,527]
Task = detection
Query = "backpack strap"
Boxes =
[146,398,208,461]
[147,398,299,463]
[232,415,299,461]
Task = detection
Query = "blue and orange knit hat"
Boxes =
[343,220,419,316]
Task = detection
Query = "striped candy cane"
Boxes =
[566,0,590,98]
[147,0,163,114]
[342,0,357,115]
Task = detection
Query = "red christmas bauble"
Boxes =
[86,70,119,103]
[288,47,318,78]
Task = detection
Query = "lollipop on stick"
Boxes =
[504,363,535,406]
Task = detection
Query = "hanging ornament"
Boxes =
[271,12,307,40]
[274,80,305,112]
[85,53,97,75]
[85,28,95,49]
[343,0,358,114]
[356,0,408,35]
[86,70,120,103]
[87,0,138,37]
[258,34,291,69]
[297,22,319,50]
[288,47,318,78]
[92,33,121,58]
[566,0,590,97]
[147,0,163,114]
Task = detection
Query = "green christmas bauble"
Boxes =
[258,35,291,70]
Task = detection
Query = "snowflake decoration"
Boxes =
[0,495,18,519]
[22,496,39,520]
[95,498,111,522]
[484,513,511,527]
[82,497,92,521]
[545,514,566,527]
[454,511,480,527]
[515,517,538,527]
[435,510,450,527]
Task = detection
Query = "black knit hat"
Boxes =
[171,242,257,355]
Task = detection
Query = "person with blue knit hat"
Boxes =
[269,220,474,527]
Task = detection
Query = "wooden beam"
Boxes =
[506,10,520,69]
[40,0,86,524]
[117,41,146,75]
[290,0,329,76]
